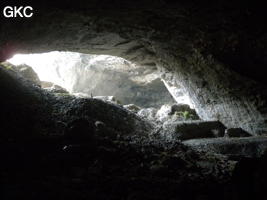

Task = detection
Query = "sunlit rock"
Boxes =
[41,81,55,88]
[123,104,141,113]
[1,62,41,86]
[137,108,158,121]
[155,104,199,123]
[155,104,173,123]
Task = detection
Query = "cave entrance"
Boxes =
[7,51,198,121]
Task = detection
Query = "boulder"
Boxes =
[154,104,199,123]
[73,92,91,98]
[46,85,69,94]
[41,81,69,93]
[15,64,41,85]
[54,96,154,137]
[170,104,199,120]
[183,136,267,159]
[41,81,54,88]
[93,96,120,104]
[123,104,141,113]
[1,62,41,86]
[225,128,252,138]
[161,120,226,140]
[155,104,172,122]
[137,108,157,121]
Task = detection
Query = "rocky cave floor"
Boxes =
[1,63,267,200]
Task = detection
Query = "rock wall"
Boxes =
[157,51,267,135]
[1,0,267,135]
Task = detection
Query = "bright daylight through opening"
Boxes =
[8,51,194,109]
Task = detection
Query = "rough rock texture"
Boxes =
[156,104,199,122]
[137,104,199,126]
[162,75,194,107]
[123,104,141,113]
[1,0,267,135]
[137,107,158,122]
[41,81,55,88]
[2,62,41,85]
[0,62,240,200]
[52,95,154,137]
[41,81,68,93]
[162,120,226,140]
[0,64,153,139]
[183,136,267,159]
[93,95,118,103]
[44,85,69,94]
[2,1,267,199]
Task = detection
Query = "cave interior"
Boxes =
[1,0,267,199]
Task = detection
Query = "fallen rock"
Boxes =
[54,96,154,137]
[161,120,226,140]
[137,108,157,121]
[41,81,54,88]
[93,96,120,104]
[2,62,41,86]
[15,64,41,85]
[170,104,199,120]
[41,81,69,93]
[225,128,252,138]
[155,104,172,122]
[46,86,68,94]
[183,136,267,159]
[155,104,199,123]
[123,104,141,113]
[73,92,91,98]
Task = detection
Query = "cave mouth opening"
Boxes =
[7,51,198,122]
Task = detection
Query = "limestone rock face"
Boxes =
[160,66,267,136]
[1,1,267,135]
